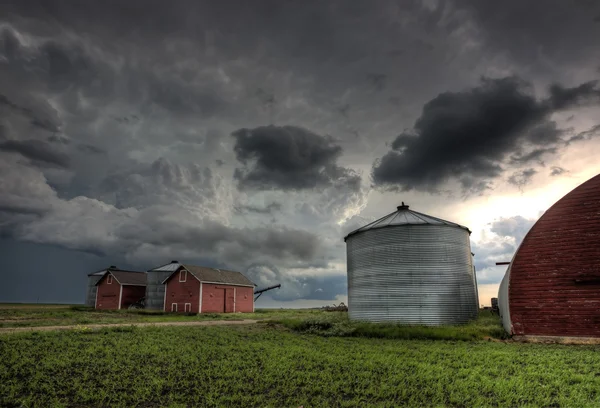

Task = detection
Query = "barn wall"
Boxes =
[509,174,600,337]
[164,272,200,313]
[120,286,146,309]
[201,283,254,313]
[234,286,254,313]
[95,277,120,310]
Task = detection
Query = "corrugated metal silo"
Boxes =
[85,267,113,307]
[344,203,478,325]
[145,261,181,310]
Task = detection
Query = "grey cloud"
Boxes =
[0,93,61,133]
[472,215,537,284]
[235,202,282,215]
[548,81,600,110]
[0,139,70,168]
[509,147,557,165]
[366,73,387,91]
[372,76,600,193]
[507,168,537,190]
[566,124,600,145]
[232,125,359,191]
[490,215,536,246]
[550,166,568,176]
[456,0,600,70]
[526,121,564,144]
[76,144,105,155]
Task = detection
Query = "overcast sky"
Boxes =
[1,0,600,307]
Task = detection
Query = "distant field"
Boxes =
[0,304,331,328]
[0,303,79,309]
[2,323,600,407]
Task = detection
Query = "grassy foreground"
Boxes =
[0,304,324,328]
[2,324,600,408]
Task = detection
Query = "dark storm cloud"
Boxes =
[526,121,564,144]
[0,139,70,168]
[372,76,600,193]
[0,94,61,133]
[76,144,105,155]
[550,166,568,176]
[232,125,360,191]
[455,0,600,69]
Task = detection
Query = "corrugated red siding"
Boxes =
[120,286,146,309]
[509,174,600,336]
[201,284,254,313]
[95,277,120,310]
[164,271,201,313]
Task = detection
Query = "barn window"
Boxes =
[179,270,187,282]
[107,275,113,284]
[185,303,191,312]
[171,303,178,312]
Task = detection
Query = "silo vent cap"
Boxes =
[170,260,178,263]
[109,265,116,269]
[397,202,409,210]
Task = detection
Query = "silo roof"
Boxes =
[344,203,471,241]
[148,261,181,272]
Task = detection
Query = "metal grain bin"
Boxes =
[344,203,478,325]
[85,267,113,307]
[145,261,181,310]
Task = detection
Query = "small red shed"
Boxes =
[95,269,147,310]
[499,173,600,338]
[162,264,255,314]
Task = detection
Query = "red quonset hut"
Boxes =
[499,173,600,338]
[95,270,147,310]
[162,264,255,313]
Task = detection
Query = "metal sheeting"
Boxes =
[346,224,478,325]
[498,265,512,334]
[85,273,104,307]
[145,269,174,310]
[345,205,470,241]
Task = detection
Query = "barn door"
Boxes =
[225,288,235,313]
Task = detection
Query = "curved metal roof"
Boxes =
[344,203,471,241]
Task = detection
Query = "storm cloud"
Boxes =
[1,0,599,306]
[232,125,360,191]
[372,77,600,193]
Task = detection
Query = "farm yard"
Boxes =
[2,306,600,407]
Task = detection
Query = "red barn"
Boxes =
[162,264,255,313]
[95,269,147,310]
[499,173,600,338]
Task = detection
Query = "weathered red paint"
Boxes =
[95,274,146,310]
[164,270,201,313]
[163,269,255,313]
[201,284,254,313]
[508,174,600,337]
[96,275,120,310]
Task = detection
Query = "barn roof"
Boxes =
[96,270,147,286]
[344,202,471,241]
[162,264,255,287]
[88,266,143,276]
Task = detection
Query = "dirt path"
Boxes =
[0,319,260,334]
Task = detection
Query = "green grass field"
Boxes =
[2,307,600,407]
[2,323,600,407]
